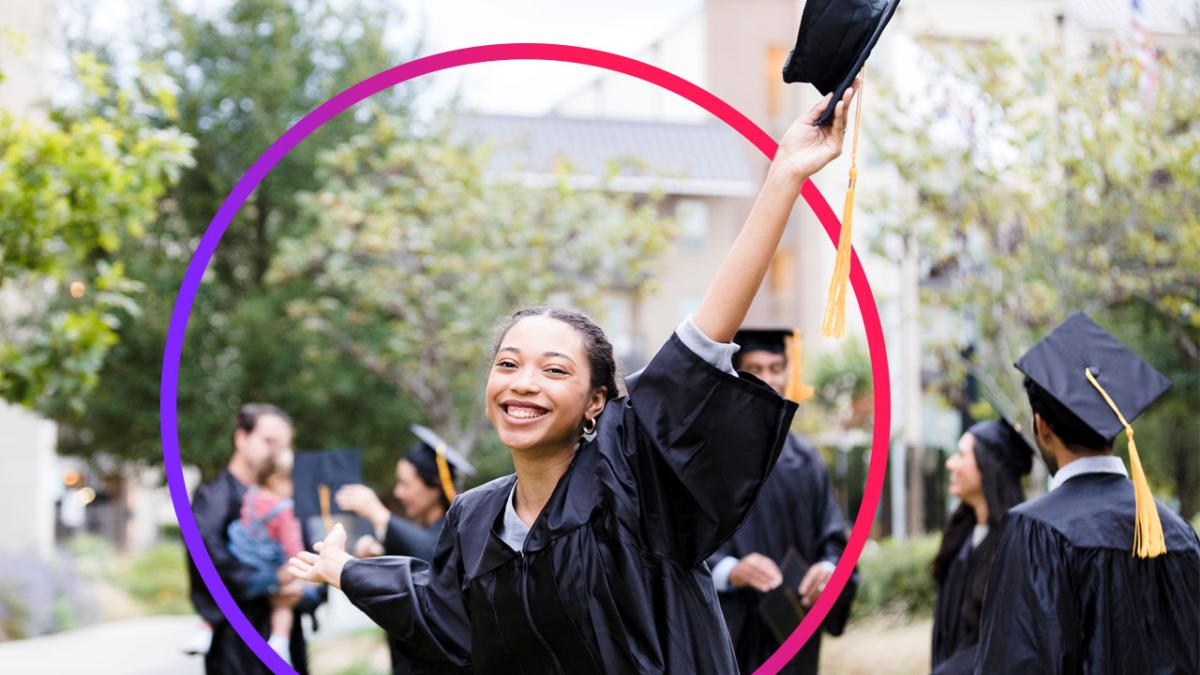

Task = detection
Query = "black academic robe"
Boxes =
[930,534,988,675]
[976,473,1200,675]
[706,433,857,675]
[340,334,797,674]
[188,469,310,674]
[380,516,443,675]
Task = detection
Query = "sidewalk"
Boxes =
[0,590,376,674]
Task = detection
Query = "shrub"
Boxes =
[851,535,941,620]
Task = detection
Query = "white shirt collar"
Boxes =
[1049,455,1128,491]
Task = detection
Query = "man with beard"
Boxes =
[187,403,314,673]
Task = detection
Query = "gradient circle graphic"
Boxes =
[160,43,892,675]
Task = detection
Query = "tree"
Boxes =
[0,54,193,412]
[868,38,1200,516]
[270,113,679,465]
[56,0,423,480]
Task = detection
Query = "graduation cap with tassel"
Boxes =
[733,328,814,403]
[1015,311,1173,558]
[783,0,902,338]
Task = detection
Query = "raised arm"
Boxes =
[692,83,858,342]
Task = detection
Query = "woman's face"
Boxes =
[947,432,984,504]
[393,459,442,523]
[486,315,607,456]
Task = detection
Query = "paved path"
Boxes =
[0,590,377,674]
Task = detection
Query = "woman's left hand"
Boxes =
[770,78,861,185]
[288,523,354,589]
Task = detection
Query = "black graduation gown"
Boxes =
[705,433,857,675]
[340,334,797,674]
[379,516,443,675]
[930,535,986,675]
[976,473,1200,675]
[187,469,310,674]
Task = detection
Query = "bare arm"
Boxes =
[693,83,859,342]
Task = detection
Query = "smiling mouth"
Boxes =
[502,403,550,421]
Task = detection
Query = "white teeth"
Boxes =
[507,406,545,419]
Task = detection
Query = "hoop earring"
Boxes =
[582,417,597,435]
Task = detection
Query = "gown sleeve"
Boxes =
[622,332,797,566]
[340,504,472,672]
[974,513,1081,674]
[382,515,438,560]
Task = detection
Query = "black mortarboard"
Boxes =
[756,547,810,643]
[1014,310,1173,558]
[406,425,476,503]
[967,419,1035,477]
[733,327,814,402]
[782,0,901,126]
[733,328,791,356]
[293,449,372,547]
[1014,311,1171,443]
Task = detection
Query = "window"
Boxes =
[675,199,709,251]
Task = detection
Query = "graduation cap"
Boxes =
[293,449,372,547]
[733,328,814,402]
[407,425,476,504]
[967,418,1035,478]
[782,0,901,339]
[756,547,810,643]
[1015,310,1173,558]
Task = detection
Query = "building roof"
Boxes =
[1066,0,1198,34]
[453,114,758,197]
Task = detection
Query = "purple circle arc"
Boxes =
[160,42,893,675]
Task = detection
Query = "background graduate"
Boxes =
[287,83,861,674]
[335,425,474,674]
[976,311,1200,674]
[706,328,856,675]
[929,418,1032,675]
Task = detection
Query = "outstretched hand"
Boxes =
[770,77,861,184]
[288,522,353,590]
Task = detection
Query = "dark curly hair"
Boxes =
[491,307,621,402]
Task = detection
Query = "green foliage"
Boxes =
[869,40,1200,516]
[57,0,422,480]
[271,114,679,460]
[0,54,193,412]
[852,535,940,620]
[66,535,191,616]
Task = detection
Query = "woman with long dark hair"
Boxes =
[930,418,1033,674]
[287,85,860,674]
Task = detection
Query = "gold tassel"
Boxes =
[820,73,865,339]
[1085,368,1166,558]
[318,484,333,535]
[435,444,458,502]
[785,329,814,403]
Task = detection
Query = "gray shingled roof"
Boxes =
[452,114,757,197]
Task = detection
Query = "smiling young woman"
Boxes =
[287,83,860,675]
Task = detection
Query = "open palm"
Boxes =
[288,522,353,589]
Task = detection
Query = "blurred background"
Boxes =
[1,0,1197,672]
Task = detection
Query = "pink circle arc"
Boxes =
[159,43,892,675]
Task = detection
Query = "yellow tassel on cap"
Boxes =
[1085,368,1166,558]
[820,72,865,339]
[784,329,814,403]
[435,444,457,503]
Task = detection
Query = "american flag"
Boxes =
[1129,0,1160,97]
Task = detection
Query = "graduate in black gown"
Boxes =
[188,403,313,674]
[287,84,862,674]
[336,425,475,674]
[976,311,1200,674]
[929,419,1032,675]
[706,328,857,675]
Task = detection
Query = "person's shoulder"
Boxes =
[449,474,516,519]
